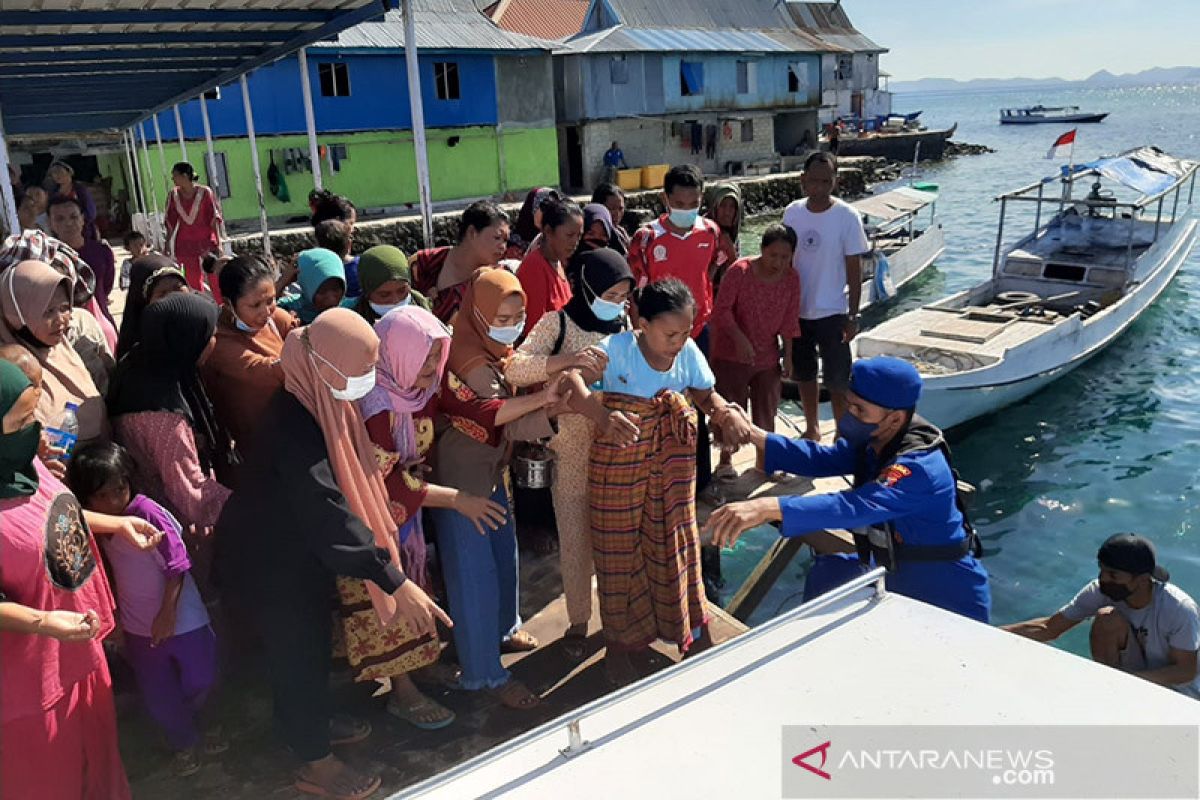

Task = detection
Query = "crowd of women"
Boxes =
[0,164,815,800]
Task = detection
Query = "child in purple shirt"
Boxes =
[67,442,225,777]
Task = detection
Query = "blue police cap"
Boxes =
[849,357,923,410]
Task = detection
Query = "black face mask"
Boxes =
[1099,580,1133,602]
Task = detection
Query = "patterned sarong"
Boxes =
[335,577,440,682]
[588,390,709,652]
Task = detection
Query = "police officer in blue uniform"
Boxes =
[704,356,991,622]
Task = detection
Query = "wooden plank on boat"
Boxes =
[919,315,1015,344]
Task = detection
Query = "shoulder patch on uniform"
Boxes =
[878,464,912,488]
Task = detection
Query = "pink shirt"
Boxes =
[710,257,802,371]
[113,411,231,529]
[0,460,115,722]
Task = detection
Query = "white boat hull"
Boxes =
[861,222,944,310]
[914,213,1198,429]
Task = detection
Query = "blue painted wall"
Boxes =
[150,51,502,140]
[559,52,821,121]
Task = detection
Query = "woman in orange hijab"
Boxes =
[217,308,449,800]
[431,268,559,710]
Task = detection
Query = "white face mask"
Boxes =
[369,295,411,317]
[487,320,525,345]
[309,347,377,401]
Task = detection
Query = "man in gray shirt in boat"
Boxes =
[1003,533,1200,698]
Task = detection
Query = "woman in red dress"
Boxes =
[164,162,223,301]
[410,201,510,326]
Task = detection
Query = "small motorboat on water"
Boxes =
[1000,105,1108,124]
[854,145,1199,430]
[854,186,944,310]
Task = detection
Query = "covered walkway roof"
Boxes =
[0,0,394,138]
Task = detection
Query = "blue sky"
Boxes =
[843,0,1199,81]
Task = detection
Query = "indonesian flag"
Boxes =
[1046,129,1077,159]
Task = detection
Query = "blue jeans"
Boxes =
[431,485,521,690]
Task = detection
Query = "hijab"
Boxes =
[108,293,237,472]
[0,259,104,440]
[355,245,430,322]
[704,182,743,244]
[0,229,95,306]
[512,187,560,251]
[116,254,187,357]
[280,308,400,625]
[563,248,634,335]
[359,306,450,462]
[0,359,39,499]
[292,248,346,324]
[581,203,626,255]
[448,268,525,378]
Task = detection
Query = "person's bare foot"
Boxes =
[295,754,380,800]
[802,426,821,442]
[604,649,638,687]
[387,674,454,730]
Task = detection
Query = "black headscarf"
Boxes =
[108,292,238,471]
[563,248,634,335]
[581,203,628,256]
[115,254,187,358]
[511,187,561,252]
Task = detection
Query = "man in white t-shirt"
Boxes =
[781,152,870,439]
[1003,533,1200,698]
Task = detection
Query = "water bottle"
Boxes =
[44,402,80,462]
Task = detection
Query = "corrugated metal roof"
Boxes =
[786,1,886,53]
[594,0,797,33]
[0,0,392,136]
[487,0,588,41]
[311,0,554,51]
[562,25,822,54]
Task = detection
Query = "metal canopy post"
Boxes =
[152,113,170,199]
[240,73,271,257]
[0,103,20,236]
[127,128,151,246]
[173,104,187,163]
[297,48,323,192]
[120,128,143,230]
[402,0,434,247]
[137,123,162,248]
[992,198,1006,273]
[199,92,220,197]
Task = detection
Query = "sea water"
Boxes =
[728,84,1200,656]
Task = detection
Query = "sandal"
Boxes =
[488,679,541,710]
[386,696,456,731]
[295,763,381,800]
[712,464,738,483]
[173,747,202,778]
[562,624,589,662]
[329,714,372,746]
[500,629,539,653]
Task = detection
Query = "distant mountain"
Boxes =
[891,66,1200,94]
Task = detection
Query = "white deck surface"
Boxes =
[393,587,1200,799]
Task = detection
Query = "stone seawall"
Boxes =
[228,155,903,259]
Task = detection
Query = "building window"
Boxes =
[835,54,853,81]
[204,152,231,199]
[787,63,807,93]
[740,120,754,142]
[736,60,756,95]
[679,61,704,96]
[318,62,351,97]
[434,62,461,100]
[611,55,628,84]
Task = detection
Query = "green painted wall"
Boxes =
[116,126,559,224]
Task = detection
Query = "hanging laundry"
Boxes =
[690,122,702,154]
[705,124,718,158]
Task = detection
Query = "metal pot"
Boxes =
[513,444,556,489]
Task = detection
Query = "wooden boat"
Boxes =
[854,186,944,310]
[828,123,957,161]
[855,146,1199,429]
[1000,105,1108,124]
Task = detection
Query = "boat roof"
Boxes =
[852,186,936,223]
[1065,145,1199,198]
[390,580,1200,799]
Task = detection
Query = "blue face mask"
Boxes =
[590,296,624,321]
[230,306,261,334]
[668,206,700,228]
[837,411,879,449]
[487,320,525,345]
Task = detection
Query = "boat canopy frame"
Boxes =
[990,147,1199,275]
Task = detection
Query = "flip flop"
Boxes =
[500,629,539,653]
[386,696,456,731]
[294,773,381,800]
[712,464,738,483]
[488,679,541,710]
[562,632,589,662]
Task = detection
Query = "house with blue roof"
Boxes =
[549,0,889,190]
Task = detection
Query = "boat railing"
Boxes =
[390,568,889,797]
